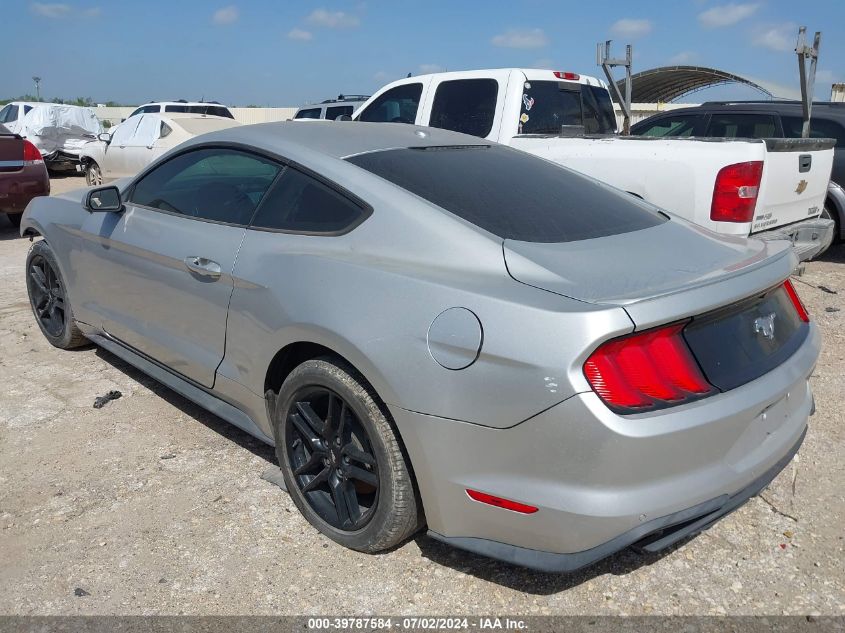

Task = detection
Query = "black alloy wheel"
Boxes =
[285,387,379,531]
[28,253,67,338]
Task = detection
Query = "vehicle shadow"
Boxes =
[92,346,277,464]
[0,215,22,240]
[816,241,845,264]
[413,532,687,594]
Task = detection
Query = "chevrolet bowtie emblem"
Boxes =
[795,180,808,194]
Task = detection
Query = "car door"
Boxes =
[102,116,141,178]
[76,147,282,387]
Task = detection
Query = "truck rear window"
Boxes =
[520,82,617,135]
[346,145,665,243]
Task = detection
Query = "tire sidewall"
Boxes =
[25,241,77,348]
[273,359,410,551]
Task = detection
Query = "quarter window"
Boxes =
[0,105,18,124]
[129,148,281,225]
[325,105,354,120]
[782,115,845,147]
[357,83,422,124]
[251,168,365,234]
[429,79,498,138]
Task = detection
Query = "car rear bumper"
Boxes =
[391,324,819,572]
[754,216,834,261]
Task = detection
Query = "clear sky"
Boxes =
[6,0,844,106]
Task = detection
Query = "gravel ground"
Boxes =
[0,174,843,616]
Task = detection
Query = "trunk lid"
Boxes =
[751,138,834,233]
[0,134,24,173]
[504,218,797,328]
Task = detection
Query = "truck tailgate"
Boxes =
[752,138,834,234]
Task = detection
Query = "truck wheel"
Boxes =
[25,240,88,349]
[85,161,103,186]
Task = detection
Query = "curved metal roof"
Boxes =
[619,65,773,102]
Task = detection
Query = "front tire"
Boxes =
[25,240,88,349]
[85,161,103,187]
[273,358,420,553]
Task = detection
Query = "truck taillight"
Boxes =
[23,140,43,165]
[584,322,716,414]
[553,71,580,81]
[710,160,763,223]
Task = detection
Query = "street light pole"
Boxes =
[32,76,42,101]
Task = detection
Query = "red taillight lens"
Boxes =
[584,322,716,414]
[784,279,810,322]
[553,71,580,81]
[23,140,43,165]
[466,489,538,514]
[710,160,763,223]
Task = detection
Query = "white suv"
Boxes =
[293,95,370,121]
[124,101,234,121]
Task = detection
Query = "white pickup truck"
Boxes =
[353,68,835,260]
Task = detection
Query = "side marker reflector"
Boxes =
[466,489,538,514]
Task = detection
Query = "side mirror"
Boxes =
[335,114,353,121]
[98,132,112,143]
[85,186,123,213]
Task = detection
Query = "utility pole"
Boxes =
[32,76,42,101]
[597,41,632,134]
[795,27,820,138]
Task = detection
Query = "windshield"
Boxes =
[347,145,664,243]
[519,81,616,135]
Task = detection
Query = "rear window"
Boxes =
[347,145,665,243]
[519,81,616,135]
[429,79,498,138]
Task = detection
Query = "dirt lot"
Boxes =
[0,174,843,616]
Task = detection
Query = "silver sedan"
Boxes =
[20,121,818,572]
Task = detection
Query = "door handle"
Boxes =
[184,256,222,278]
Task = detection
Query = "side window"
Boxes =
[129,148,281,225]
[325,105,354,120]
[357,83,422,124]
[429,79,498,138]
[0,105,18,123]
[637,115,699,137]
[165,105,187,113]
[129,115,160,146]
[251,168,365,234]
[295,108,322,120]
[23,105,33,116]
[110,117,141,145]
[127,107,144,119]
[782,116,845,147]
[143,105,161,114]
[707,113,777,138]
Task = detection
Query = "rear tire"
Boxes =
[273,357,420,553]
[25,240,88,349]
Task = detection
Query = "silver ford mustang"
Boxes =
[21,122,818,572]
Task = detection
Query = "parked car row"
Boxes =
[10,67,835,574]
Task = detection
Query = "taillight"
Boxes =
[23,140,43,165]
[784,279,810,322]
[553,71,580,81]
[466,489,538,514]
[710,161,763,223]
[584,322,716,414]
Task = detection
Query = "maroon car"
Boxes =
[0,123,50,229]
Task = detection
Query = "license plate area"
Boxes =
[683,285,809,391]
